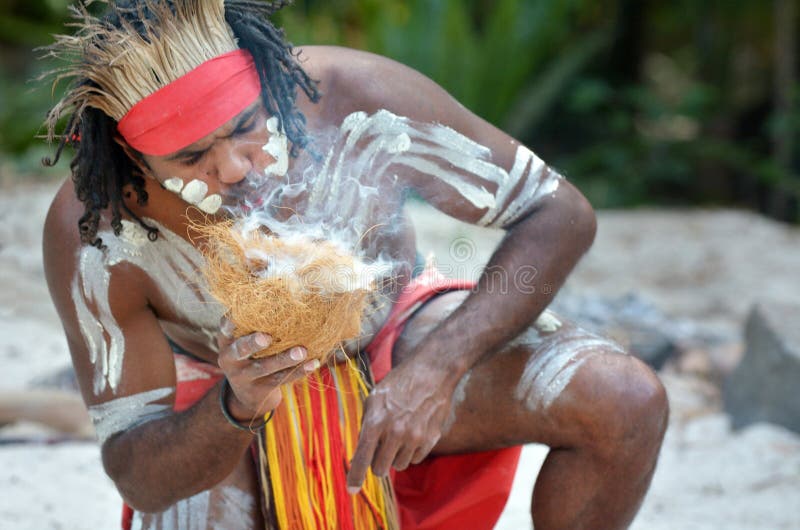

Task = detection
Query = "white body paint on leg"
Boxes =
[72,219,224,395]
[88,387,174,445]
[514,326,625,412]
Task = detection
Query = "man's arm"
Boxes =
[42,186,311,512]
[329,49,596,489]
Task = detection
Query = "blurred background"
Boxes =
[1,0,799,221]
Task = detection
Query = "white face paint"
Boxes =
[164,177,184,193]
[88,387,174,445]
[72,219,224,395]
[514,327,626,411]
[263,116,289,177]
[181,179,208,204]
[161,177,223,215]
[196,194,222,214]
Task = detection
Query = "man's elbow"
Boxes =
[567,185,597,253]
[102,439,170,513]
[531,180,596,254]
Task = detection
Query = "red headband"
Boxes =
[117,49,261,156]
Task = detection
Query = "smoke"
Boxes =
[218,111,412,293]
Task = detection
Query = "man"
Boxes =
[42,1,668,528]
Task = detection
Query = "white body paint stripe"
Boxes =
[305,110,561,237]
[72,219,223,395]
[88,387,174,445]
[514,329,625,411]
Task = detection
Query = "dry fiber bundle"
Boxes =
[44,0,238,131]
[198,221,376,361]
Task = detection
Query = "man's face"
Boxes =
[139,101,283,213]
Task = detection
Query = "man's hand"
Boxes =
[346,361,455,493]
[217,318,320,421]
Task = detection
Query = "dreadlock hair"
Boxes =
[42,0,320,248]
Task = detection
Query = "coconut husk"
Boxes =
[196,220,378,361]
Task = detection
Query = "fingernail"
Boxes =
[290,347,306,361]
[255,333,271,347]
[304,359,320,372]
[347,486,360,495]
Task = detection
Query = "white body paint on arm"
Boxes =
[304,110,562,235]
[88,387,174,445]
[71,219,224,395]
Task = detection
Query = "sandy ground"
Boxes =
[1,182,799,529]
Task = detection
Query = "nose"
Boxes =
[212,140,254,185]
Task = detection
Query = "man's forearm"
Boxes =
[102,380,254,513]
[412,185,596,386]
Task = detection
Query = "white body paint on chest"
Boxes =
[72,219,224,395]
[88,387,174,445]
[305,110,562,235]
[514,325,625,411]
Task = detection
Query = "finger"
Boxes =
[347,429,380,494]
[371,435,402,477]
[252,358,320,386]
[241,347,309,380]
[392,446,416,472]
[225,332,273,364]
[410,435,440,465]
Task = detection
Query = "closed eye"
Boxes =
[232,114,258,136]
[179,150,206,166]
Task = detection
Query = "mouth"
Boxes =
[220,172,273,213]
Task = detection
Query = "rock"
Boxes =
[724,303,800,433]
[675,348,714,377]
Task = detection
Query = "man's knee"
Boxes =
[570,351,669,460]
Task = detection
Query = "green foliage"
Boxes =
[1,0,797,220]
[279,0,604,126]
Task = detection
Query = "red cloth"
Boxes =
[122,268,521,530]
[117,49,261,156]
[366,267,522,530]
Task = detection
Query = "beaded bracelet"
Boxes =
[219,378,274,432]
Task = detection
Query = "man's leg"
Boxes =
[393,291,668,530]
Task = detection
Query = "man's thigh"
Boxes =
[392,290,663,455]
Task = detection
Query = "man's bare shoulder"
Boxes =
[295,45,456,124]
[43,180,148,324]
[43,179,84,274]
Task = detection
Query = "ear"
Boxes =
[113,135,153,178]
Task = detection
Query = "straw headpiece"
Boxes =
[43,0,241,138]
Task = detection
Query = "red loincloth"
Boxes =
[122,267,521,530]
[366,267,522,530]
